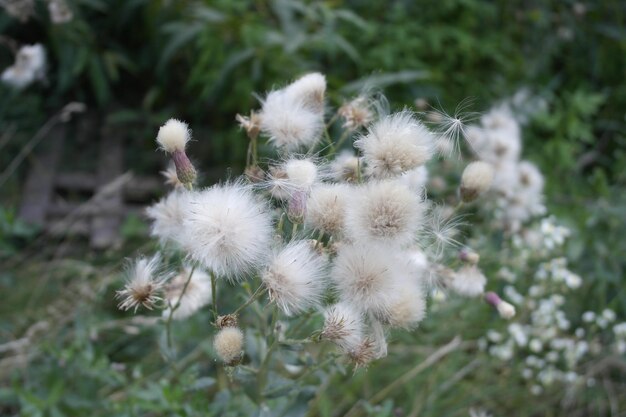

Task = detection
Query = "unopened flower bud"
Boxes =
[484,291,516,320]
[244,165,265,183]
[287,191,307,224]
[214,327,244,366]
[459,248,480,264]
[459,161,494,202]
[236,111,262,140]
[171,149,197,188]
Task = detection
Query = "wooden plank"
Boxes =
[18,126,65,226]
[90,127,124,249]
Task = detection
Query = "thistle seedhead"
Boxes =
[214,327,244,366]
[460,161,494,203]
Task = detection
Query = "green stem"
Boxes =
[166,265,196,349]
[232,285,267,316]
[211,272,218,321]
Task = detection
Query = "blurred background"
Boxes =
[0,1,625,416]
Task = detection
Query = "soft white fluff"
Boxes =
[345,180,424,246]
[331,243,402,317]
[283,72,326,113]
[162,267,212,320]
[330,150,361,182]
[262,241,328,315]
[260,73,326,150]
[399,166,429,195]
[269,158,320,200]
[305,183,352,236]
[355,111,434,178]
[214,327,244,364]
[145,191,190,243]
[156,119,191,153]
[179,183,273,278]
[449,265,487,297]
[116,255,167,312]
[1,44,46,89]
[322,302,364,351]
[380,279,426,329]
[460,161,494,202]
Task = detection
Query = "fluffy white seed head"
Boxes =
[330,150,361,182]
[214,327,244,365]
[345,180,424,246]
[338,96,374,131]
[305,183,352,236]
[262,241,328,315]
[283,72,326,113]
[259,74,326,150]
[116,255,167,312]
[378,279,426,329]
[145,191,190,243]
[321,302,364,351]
[518,161,544,194]
[178,183,273,279]
[156,119,191,153]
[448,265,487,297]
[162,267,212,320]
[355,111,435,178]
[331,244,402,316]
[269,158,320,200]
[460,161,495,202]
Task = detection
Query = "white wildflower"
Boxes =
[1,44,46,89]
[116,255,167,312]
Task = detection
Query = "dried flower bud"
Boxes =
[338,96,374,131]
[214,327,244,365]
[460,161,494,202]
[236,111,262,140]
[216,314,239,329]
[244,165,265,183]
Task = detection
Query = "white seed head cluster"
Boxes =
[156,119,191,153]
[355,111,434,178]
[467,104,545,230]
[262,241,327,315]
[1,44,46,89]
[214,327,244,365]
[178,183,273,279]
[124,74,520,370]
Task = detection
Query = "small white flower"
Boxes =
[497,301,516,319]
[321,302,364,351]
[305,183,352,236]
[214,327,244,365]
[460,161,494,202]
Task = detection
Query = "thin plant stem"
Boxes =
[232,285,267,316]
[165,265,196,349]
[211,272,218,321]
